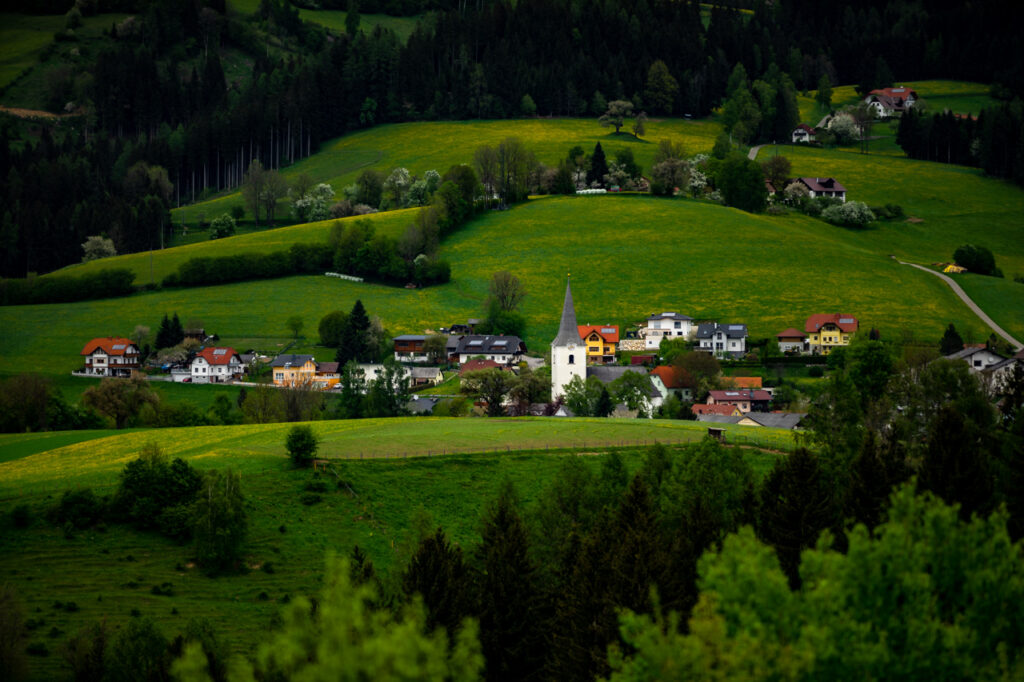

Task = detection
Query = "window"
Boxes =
[674,322,681,329]
[569,354,575,364]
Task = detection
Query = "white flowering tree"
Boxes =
[823,200,875,227]
[292,183,335,223]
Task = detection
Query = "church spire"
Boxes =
[552,275,579,346]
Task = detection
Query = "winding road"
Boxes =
[897,260,1023,350]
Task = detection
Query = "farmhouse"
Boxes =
[393,335,429,363]
[707,389,772,414]
[945,345,1009,372]
[792,123,816,143]
[189,347,242,383]
[644,312,694,349]
[578,324,619,364]
[864,87,917,118]
[805,314,859,354]
[649,365,694,401]
[795,177,846,202]
[776,327,808,354]
[449,334,526,365]
[410,367,443,386]
[696,323,748,358]
[79,337,141,377]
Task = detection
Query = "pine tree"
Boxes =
[940,323,964,355]
[593,383,614,417]
[155,313,172,349]
[170,312,185,346]
[337,300,371,365]
[475,482,544,682]
[918,405,993,521]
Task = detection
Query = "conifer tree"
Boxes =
[918,405,993,521]
[403,528,473,638]
[940,323,964,355]
[337,299,371,365]
[155,313,172,349]
[588,143,608,186]
[170,312,185,346]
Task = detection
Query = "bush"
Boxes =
[808,366,824,378]
[192,469,247,575]
[230,205,245,221]
[822,201,875,227]
[114,444,202,535]
[50,489,105,529]
[156,504,195,542]
[285,425,319,468]
[0,269,136,306]
[300,493,322,506]
[209,214,237,240]
[953,244,997,276]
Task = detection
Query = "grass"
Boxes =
[796,80,997,126]
[226,0,422,41]
[0,423,783,681]
[0,13,65,89]
[169,117,723,223]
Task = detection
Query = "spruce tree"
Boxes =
[588,143,608,186]
[170,312,185,346]
[593,383,614,417]
[475,482,544,682]
[757,448,838,589]
[918,405,993,521]
[402,528,472,637]
[337,300,370,365]
[940,323,964,355]
[155,313,171,349]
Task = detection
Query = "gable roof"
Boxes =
[195,347,239,365]
[805,314,859,333]
[411,367,443,379]
[742,412,807,429]
[578,325,620,343]
[460,358,504,375]
[776,327,807,339]
[586,365,659,397]
[691,403,742,416]
[647,312,693,322]
[709,389,772,403]
[697,414,743,424]
[945,346,1006,361]
[316,361,340,375]
[798,177,846,193]
[453,335,525,357]
[270,354,317,368]
[81,337,138,356]
[722,376,763,389]
[869,87,916,102]
[696,322,748,339]
[650,365,694,389]
[393,334,427,342]
[794,123,815,133]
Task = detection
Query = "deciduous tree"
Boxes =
[599,100,634,134]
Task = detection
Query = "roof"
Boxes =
[406,397,440,414]
[650,365,694,389]
[696,322,748,339]
[578,325,620,344]
[723,376,762,389]
[630,355,657,365]
[195,347,239,366]
[869,87,916,101]
[794,123,815,133]
[742,412,806,429]
[804,314,859,334]
[81,337,138,356]
[776,328,807,339]
[691,403,741,416]
[393,334,426,342]
[709,389,772,402]
[945,346,1005,361]
[697,414,743,424]
[460,358,503,375]
[317,361,340,374]
[453,335,525,357]
[586,365,659,398]
[411,367,442,378]
[270,354,316,368]
[647,312,692,322]
[552,277,580,346]
[798,177,846,193]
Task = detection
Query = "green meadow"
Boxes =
[797,79,997,125]
[0,419,784,680]
[170,117,722,222]
[226,0,422,40]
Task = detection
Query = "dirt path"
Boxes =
[897,259,1023,350]
[748,144,765,160]
[0,106,76,121]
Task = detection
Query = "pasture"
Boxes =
[0,424,782,680]
[797,79,998,125]
[170,117,723,222]
[226,0,422,40]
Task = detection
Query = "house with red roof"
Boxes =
[722,376,763,390]
[864,87,917,118]
[707,389,772,414]
[792,123,816,143]
[578,324,619,364]
[776,328,808,354]
[649,365,694,401]
[79,337,140,377]
[691,403,742,417]
[190,347,242,383]
[805,314,859,354]
[459,358,505,375]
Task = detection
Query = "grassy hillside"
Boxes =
[797,80,997,125]
[0,421,783,680]
[226,0,422,40]
[170,117,723,222]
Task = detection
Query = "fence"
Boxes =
[318,430,798,461]
[325,272,364,282]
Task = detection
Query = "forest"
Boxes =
[3,0,1024,277]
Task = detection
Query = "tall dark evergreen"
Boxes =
[336,300,371,365]
[402,528,473,637]
[940,323,965,355]
[918,405,994,521]
[475,482,544,682]
[757,448,839,589]
[588,143,608,186]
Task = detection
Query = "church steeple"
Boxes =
[552,275,579,346]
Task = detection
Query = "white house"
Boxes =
[864,87,917,118]
[696,323,748,358]
[792,123,816,143]
[190,347,243,383]
[449,335,526,365]
[945,345,1009,373]
[644,312,694,350]
[79,337,140,377]
[796,177,846,202]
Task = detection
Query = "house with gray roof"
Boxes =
[696,323,748,358]
[449,335,526,365]
[644,311,694,349]
[585,364,663,414]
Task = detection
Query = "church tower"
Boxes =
[550,276,587,398]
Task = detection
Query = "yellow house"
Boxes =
[577,325,619,364]
[805,314,859,354]
[270,354,319,387]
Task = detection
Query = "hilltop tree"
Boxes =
[241,160,267,224]
[192,468,247,575]
[599,100,634,134]
[717,154,768,212]
[82,377,158,429]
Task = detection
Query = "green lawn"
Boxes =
[0,423,783,681]
[170,117,723,223]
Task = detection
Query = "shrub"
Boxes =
[156,504,195,542]
[300,493,322,506]
[26,642,49,657]
[229,205,245,221]
[50,489,105,529]
[209,214,237,240]
[953,244,997,276]
[105,619,169,682]
[193,469,247,575]
[808,366,824,378]
[822,201,875,227]
[304,479,329,493]
[0,269,135,306]
[114,444,202,535]
[285,425,319,469]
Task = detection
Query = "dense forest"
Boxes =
[2,0,1024,277]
